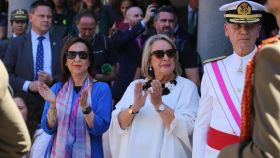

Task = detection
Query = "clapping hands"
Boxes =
[80,87,89,109]
[38,82,56,108]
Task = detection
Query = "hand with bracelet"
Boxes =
[118,82,148,129]
[38,82,56,127]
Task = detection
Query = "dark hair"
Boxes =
[30,0,53,13]
[153,5,176,21]
[114,0,133,18]
[60,37,95,82]
[13,92,36,138]
[82,0,102,11]
[46,0,69,10]
[76,10,97,24]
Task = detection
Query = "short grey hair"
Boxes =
[141,34,181,80]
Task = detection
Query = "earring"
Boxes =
[149,66,152,71]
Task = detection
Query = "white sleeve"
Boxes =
[108,80,139,158]
[167,80,200,150]
[192,67,213,158]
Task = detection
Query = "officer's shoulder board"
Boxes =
[203,56,227,64]
[258,35,280,49]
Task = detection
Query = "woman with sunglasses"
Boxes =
[38,37,112,158]
[109,34,199,158]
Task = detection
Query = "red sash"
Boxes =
[207,127,239,150]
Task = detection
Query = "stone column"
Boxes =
[197,0,235,62]
[7,0,36,37]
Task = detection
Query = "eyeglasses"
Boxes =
[65,51,89,60]
[151,49,176,59]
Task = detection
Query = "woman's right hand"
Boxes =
[133,82,148,111]
[38,82,56,107]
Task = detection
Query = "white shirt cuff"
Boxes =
[140,20,146,28]
[23,81,31,92]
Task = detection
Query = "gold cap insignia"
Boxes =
[237,2,252,15]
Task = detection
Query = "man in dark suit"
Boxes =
[218,0,280,157]
[176,0,198,48]
[4,1,62,129]
[111,5,155,103]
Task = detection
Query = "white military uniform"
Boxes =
[192,47,257,158]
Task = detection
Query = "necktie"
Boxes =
[35,36,45,80]
[188,9,197,34]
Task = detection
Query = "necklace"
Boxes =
[142,79,177,95]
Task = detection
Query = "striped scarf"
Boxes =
[45,76,92,158]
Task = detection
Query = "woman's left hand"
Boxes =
[80,87,89,108]
[149,80,163,108]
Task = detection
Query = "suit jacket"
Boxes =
[0,60,31,158]
[111,22,146,100]
[218,38,280,158]
[176,6,198,48]
[3,31,63,93]
[0,39,8,60]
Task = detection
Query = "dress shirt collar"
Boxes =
[31,29,50,41]
[188,5,193,12]
[232,46,257,61]
[12,33,17,38]
[232,46,257,75]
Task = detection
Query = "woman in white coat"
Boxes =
[109,34,199,158]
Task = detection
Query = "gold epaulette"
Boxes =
[203,56,227,64]
[259,35,280,48]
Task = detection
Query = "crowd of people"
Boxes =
[0,0,279,158]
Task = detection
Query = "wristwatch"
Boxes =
[157,104,166,113]
[128,105,138,115]
[82,106,92,115]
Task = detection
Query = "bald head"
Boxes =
[126,6,143,27]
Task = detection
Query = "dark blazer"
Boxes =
[111,22,146,100]
[218,38,280,158]
[176,6,198,48]
[0,39,8,60]
[3,31,63,93]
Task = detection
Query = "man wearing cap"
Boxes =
[218,0,280,157]
[10,9,28,38]
[192,1,264,158]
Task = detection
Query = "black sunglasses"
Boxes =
[65,51,89,60]
[151,49,176,59]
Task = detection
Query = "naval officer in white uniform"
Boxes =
[192,1,264,158]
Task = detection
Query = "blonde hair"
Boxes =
[141,34,181,80]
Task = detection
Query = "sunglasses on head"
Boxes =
[65,51,89,60]
[151,49,176,59]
